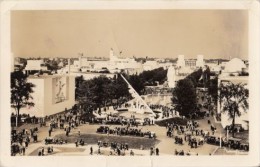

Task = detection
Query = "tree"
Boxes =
[111,75,130,106]
[77,75,131,115]
[202,66,211,87]
[11,71,35,127]
[172,78,197,118]
[75,75,84,100]
[219,82,249,137]
[128,74,145,95]
[208,77,218,104]
[187,68,203,87]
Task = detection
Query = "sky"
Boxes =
[11,10,248,59]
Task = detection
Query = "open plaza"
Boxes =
[11,81,249,156]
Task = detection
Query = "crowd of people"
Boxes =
[96,125,156,139]
[149,104,176,119]
[174,149,199,156]
[37,146,54,156]
[44,137,68,145]
[11,127,39,156]
[164,119,215,150]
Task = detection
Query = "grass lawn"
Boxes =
[54,133,160,150]
[155,117,188,127]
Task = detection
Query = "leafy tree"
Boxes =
[219,82,249,137]
[46,60,59,72]
[77,75,130,114]
[172,78,197,118]
[208,77,218,104]
[139,67,167,86]
[128,74,145,95]
[187,68,203,87]
[202,66,211,87]
[111,75,131,105]
[75,75,84,100]
[11,71,35,127]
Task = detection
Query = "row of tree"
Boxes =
[127,67,167,95]
[76,75,130,113]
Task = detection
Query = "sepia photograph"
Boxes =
[1,1,260,167]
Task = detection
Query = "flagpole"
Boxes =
[220,133,222,148]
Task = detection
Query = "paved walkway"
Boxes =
[14,92,229,156]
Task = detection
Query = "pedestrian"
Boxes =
[41,147,44,156]
[150,147,154,156]
[48,129,52,137]
[118,149,121,156]
[25,140,28,148]
[22,146,25,155]
[75,140,78,147]
[78,129,81,136]
[155,148,159,156]
[38,148,42,156]
[90,146,93,155]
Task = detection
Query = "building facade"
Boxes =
[11,75,76,117]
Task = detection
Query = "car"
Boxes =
[144,131,156,139]
[225,124,244,132]
[239,141,249,151]
[226,137,242,150]
[96,126,109,133]
[135,118,145,126]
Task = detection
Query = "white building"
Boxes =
[143,60,158,71]
[196,55,204,68]
[176,54,204,69]
[12,75,76,117]
[68,49,143,75]
[167,65,176,88]
[222,58,246,74]
[25,60,48,71]
[176,55,185,67]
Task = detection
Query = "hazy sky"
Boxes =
[11,10,248,59]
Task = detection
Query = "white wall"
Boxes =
[12,75,76,117]
[44,76,75,116]
[221,112,249,130]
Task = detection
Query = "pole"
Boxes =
[219,133,222,148]
[16,111,18,127]
[227,129,229,140]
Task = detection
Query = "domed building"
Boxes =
[224,58,246,73]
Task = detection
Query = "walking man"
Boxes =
[156,148,159,156]
[90,146,93,155]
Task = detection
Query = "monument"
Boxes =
[167,65,176,88]
[177,55,185,67]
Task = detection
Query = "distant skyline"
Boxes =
[11,10,248,60]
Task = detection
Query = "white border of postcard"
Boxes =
[1,0,260,167]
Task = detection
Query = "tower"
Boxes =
[196,55,204,68]
[109,48,116,62]
[167,65,176,88]
[177,55,185,67]
[67,58,71,74]
[78,53,82,69]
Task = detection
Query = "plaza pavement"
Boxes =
[15,92,227,156]
[16,113,223,156]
